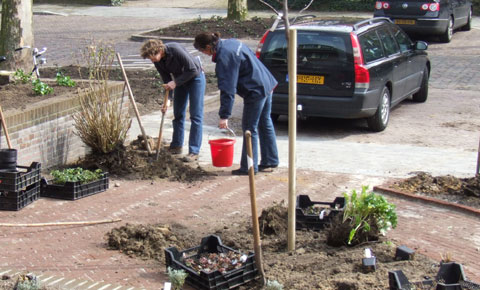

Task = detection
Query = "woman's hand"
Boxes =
[163,81,176,90]
[218,118,228,129]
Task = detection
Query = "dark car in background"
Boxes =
[257,17,430,132]
[373,0,473,43]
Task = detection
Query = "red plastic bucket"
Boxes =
[208,138,236,167]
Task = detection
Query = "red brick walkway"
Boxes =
[1,168,479,289]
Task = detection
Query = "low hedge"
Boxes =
[33,0,124,6]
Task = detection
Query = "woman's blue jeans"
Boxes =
[240,92,279,172]
[171,72,206,154]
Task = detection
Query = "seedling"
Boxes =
[13,69,33,84]
[56,72,76,87]
[167,267,188,290]
[265,280,284,290]
[32,79,53,95]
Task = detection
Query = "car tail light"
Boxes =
[350,33,370,89]
[375,1,390,9]
[421,3,439,11]
[256,30,270,58]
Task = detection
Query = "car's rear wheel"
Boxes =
[367,86,390,132]
[412,67,429,103]
[461,8,472,31]
[440,16,453,43]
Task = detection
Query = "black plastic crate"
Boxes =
[0,162,41,192]
[40,173,109,200]
[0,183,40,211]
[165,235,258,290]
[296,195,346,231]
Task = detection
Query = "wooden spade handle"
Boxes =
[0,105,12,149]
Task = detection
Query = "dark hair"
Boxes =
[193,32,221,50]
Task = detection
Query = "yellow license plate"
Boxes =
[394,19,416,25]
[297,74,324,85]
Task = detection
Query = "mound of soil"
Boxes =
[106,203,443,290]
[71,136,214,182]
[143,16,275,40]
[392,172,480,209]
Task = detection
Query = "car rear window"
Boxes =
[261,30,352,67]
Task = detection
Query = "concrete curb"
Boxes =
[373,185,480,218]
[130,33,194,43]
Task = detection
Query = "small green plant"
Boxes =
[14,274,41,290]
[13,69,32,84]
[56,72,76,87]
[167,267,188,290]
[50,167,103,185]
[32,79,53,95]
[343,186,398,244]
[110,0,124,6]
[265,279,284,290]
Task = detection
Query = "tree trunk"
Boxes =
[0,0,34,71]
[227,0,247,20]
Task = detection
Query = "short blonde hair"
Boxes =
[140,39,165,59]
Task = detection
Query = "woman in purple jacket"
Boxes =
[194,32,279,175]
[141,39,205,162]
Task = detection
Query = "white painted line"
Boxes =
[87,281,100,288]
[98,284,112,290]
[40,276,54,282]
[76,280,89,287]
[0,270,12,275]
[48,277,65,285]
[111,286,122,290]
[64,279,76,286]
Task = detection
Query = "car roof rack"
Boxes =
[353,17,392,31]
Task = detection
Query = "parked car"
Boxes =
[257,17,430,132]
[373,0,473,43]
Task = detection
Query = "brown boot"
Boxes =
[168,146,182,155]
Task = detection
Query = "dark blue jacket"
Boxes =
[213,39,277,119]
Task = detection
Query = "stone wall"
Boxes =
[1,81,129,169]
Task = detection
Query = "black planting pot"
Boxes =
[0,149,17,171]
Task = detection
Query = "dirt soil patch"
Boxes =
[105,202,444,290]
[391,173,480,209]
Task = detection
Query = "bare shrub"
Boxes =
[73,41,131,154]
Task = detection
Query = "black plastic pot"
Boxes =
[0,149,17,171]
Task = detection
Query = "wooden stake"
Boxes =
[156,88,170,160]
[116,53,152,154]
[245,130,266,286]
[0,218,122,227]
[0,105,12,149]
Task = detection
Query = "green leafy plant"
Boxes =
[14,274,41,290]
[56,72,76,87]
[110,0,125,6]
[50,167,103,185]
[167,267,188,290]
[13,69,32,84]
[343,186,397,244]
[32,79,53,95]
[265,279,284,290]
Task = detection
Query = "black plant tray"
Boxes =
[40,173,109,200]
[296,195,346,231]
[0,183,40,211]
[0,162,41,192]
[165,235,258,290]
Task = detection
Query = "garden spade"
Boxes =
[245,130,266,285]
[155,88,170,160]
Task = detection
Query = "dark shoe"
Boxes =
[181,153,199,162]
[168,146,182,155]
[258,164,278,172]
[231,169,256,176]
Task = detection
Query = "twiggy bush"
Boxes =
[73,41,131,154]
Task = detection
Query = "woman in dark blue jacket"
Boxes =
[194,32,279,175]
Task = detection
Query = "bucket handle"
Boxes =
[208,127,236,140]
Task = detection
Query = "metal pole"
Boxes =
[287,28,297,251]
[476,136,480,177]
[245,130,266,285]
[116,53,152,154]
